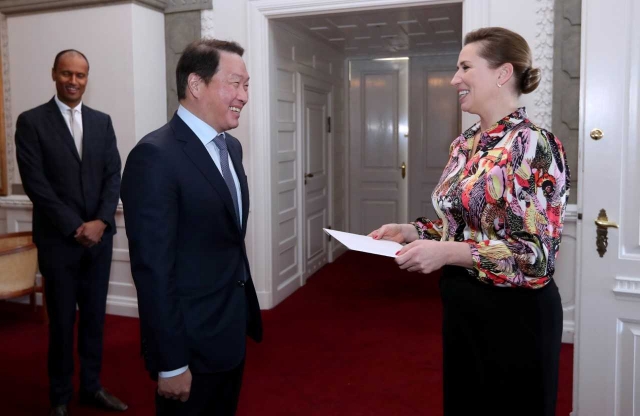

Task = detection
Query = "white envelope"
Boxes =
[323,228,403,258]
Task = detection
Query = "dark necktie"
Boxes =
[213,134,241,228]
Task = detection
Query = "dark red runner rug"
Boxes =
[0,251,573,415]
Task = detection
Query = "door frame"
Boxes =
[247,0,490,309]
[297,73,334,284]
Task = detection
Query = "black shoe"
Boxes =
[49,405,68,416]
[79,388,128,411]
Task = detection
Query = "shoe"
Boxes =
[49,405,68,416]
[79,388,128,411]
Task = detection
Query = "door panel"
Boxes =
[408,56,460,222]
[363,73,398,168]
[300,75,331,281]
[349,59,408,234]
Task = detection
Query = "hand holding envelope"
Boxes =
[323,228,403,258]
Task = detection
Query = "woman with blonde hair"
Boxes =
[370,27,570,416]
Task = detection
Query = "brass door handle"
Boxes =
[595,208,618,257]
[400,162,406,179]
[595,219,618,229]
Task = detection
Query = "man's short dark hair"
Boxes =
[176,39,245,100]
[53,49,90,71]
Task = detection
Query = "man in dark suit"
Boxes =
[15,50,128,416]
[121,39,263,415]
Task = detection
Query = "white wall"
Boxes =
[461,0,552,130]
[132,5,167,145]
[202,1,250,153]
[7,3,166,185]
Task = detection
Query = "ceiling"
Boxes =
[274,3,463,58]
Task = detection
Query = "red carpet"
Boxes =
[0,251,573,415]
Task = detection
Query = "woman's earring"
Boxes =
[496,81,502,88]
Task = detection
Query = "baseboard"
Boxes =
[105,295,139,318]
[331,244,348,261]
[271,273,302,309]
[562,320,575,344]
[257,290,273,310]
[9,293,139,317]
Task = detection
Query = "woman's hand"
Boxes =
[395,240,448,274]
[395,240,473,274]
[368,223,418,244]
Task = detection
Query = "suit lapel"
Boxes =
[171,115,239,228]
[80,106,96,164]
[227,135,249,235]
[45,98,81,163]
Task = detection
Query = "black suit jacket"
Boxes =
[121,114,263,377]
[15,97,121,246]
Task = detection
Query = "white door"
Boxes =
[348,59,409,235]
[575,0,640,415]
[299,74,331,281]
[408,56,460,221]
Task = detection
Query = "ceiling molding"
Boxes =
[0,0,212,15]
[275,3,462,57]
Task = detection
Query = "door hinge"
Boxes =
[327,225,332,241]
[327,117,331,133]
[577,213,583,220]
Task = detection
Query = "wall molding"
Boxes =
[0,194,30,208]
[0,0,163,14]
[0,195,124,211]
[613,276,640,301]
[532,0,554,130]
[165,0,211,14]
[0,0,214,15]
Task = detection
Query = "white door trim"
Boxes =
[247,0,488,309]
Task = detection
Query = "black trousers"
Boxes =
[156,360,245,416]
[440,266,563,416]
[38,236,113,406]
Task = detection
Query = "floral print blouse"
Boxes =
[413,108,570,289]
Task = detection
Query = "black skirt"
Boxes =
[440,265,563,416]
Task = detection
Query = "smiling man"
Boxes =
[15,50,126,416]
[121,39,263,416]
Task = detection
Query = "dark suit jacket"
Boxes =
[121,114,263,377]
[15,97,121,246]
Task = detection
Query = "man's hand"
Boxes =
[75,220,106,247]
[158,369,192,402]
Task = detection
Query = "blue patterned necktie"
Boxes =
[213,134,241,228]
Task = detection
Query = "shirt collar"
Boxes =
[54,94,82,114]
[462,107,529,149]
[177,105,224,147]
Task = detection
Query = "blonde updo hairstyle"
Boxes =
[464,27,541,95]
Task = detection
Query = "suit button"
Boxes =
[237,280,245,287]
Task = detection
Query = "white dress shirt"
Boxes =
[54,95,83,158]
